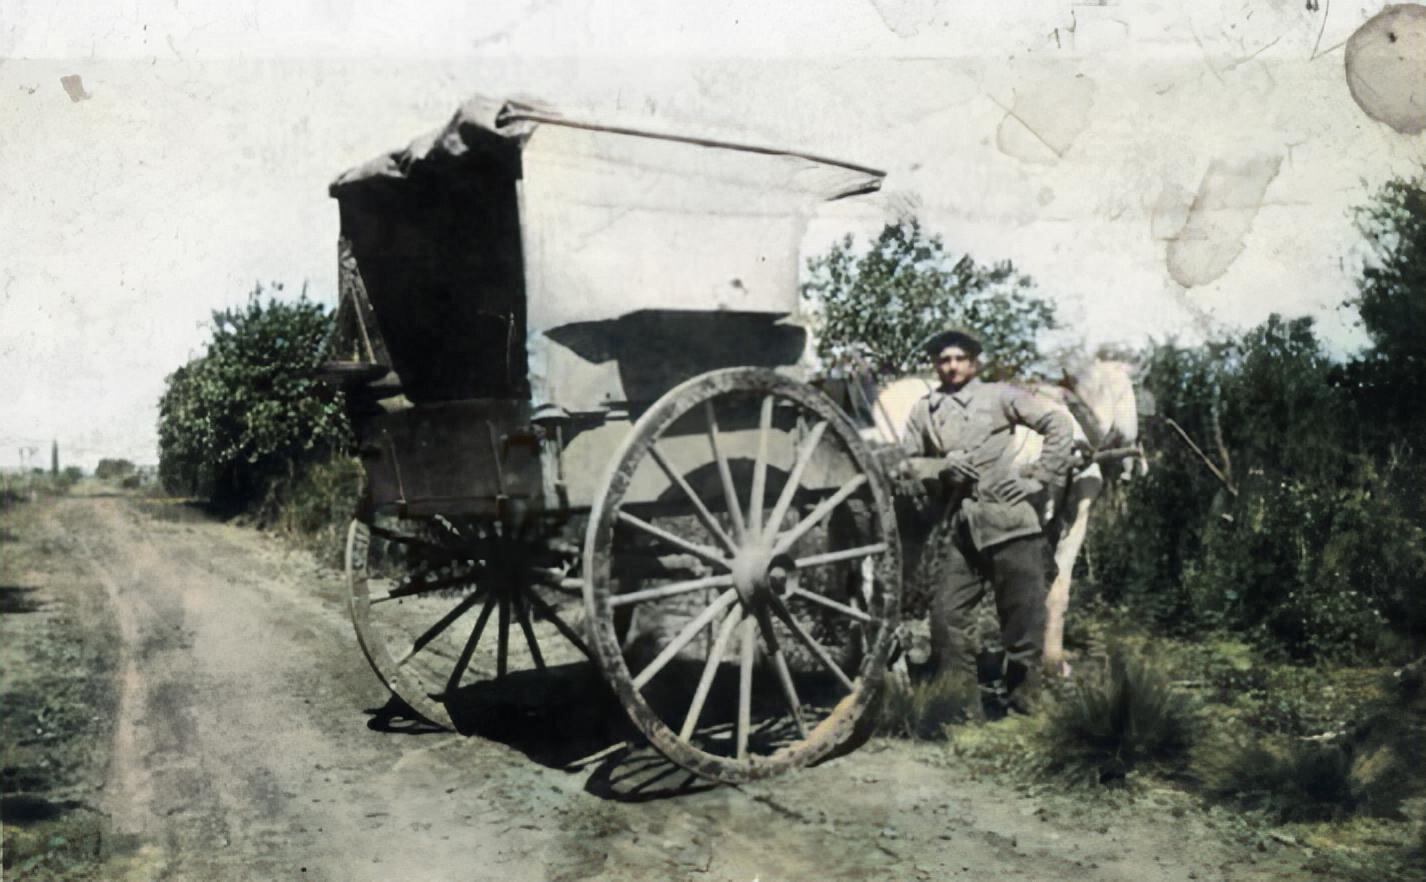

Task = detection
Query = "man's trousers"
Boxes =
[927,518,1048,710]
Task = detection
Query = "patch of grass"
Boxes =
[875,671,979,739]
[1096,626,1391,739]
[1040,648,1200,785]
[1297,816,1426,882]
[1,503,117,881]
[1198,735,1359,822]
[2,805,109,882]
[947,712,1048,778]
[1195,664,1423,827]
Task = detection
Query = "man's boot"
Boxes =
[1004,658,1044,716]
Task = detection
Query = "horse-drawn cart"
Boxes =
[320,96,902,783]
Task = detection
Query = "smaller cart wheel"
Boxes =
[347,516,590,730]
[584,368,901,783]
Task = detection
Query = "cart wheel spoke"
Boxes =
[610,573,734,609]
[705,401,747,543]
[616,511,729,572]
[792,542,888,571]
[747,395,774,535]
[514,591,546,671]
[372,569,481,604]
[769,594,855,693]
[786,585,878,624]
[680,608,744,740]
[770,474,868,557]
[750,604,807,738]
[397,590,485,667]
[767,648,807,738]
[631,589,739,690]
[443,591,498,697]
[761,420,828,542]
[350,516,589,730]
[736,617,756,760]
[524,589,593,659]
[496,593,511,679]
[649,444,738,555]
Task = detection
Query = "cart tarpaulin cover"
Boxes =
[330,96,885,411]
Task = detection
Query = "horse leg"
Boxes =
[1044,476,1101,677]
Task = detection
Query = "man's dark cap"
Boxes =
[922,329,983,359]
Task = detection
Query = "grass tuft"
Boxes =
[876,671,980,739]
[1198,735,1360,823]
[1041,648,1199,785]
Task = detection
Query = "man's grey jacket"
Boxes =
[899,377,1074,550]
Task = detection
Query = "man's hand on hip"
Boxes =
[941,450,980,486]
[987,475,1043,505]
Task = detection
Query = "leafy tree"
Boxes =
[158,285,349,507]
[802,220,1057,378]
[1343,174,1426,453]
[95,458,136,479]
[1342,172,1426,649]
[1217,315,1351,484]
[1354,174,1426,366]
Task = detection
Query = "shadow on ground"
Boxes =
[0,794,91,827]
[0,586,46,614]
[362,657,857,801]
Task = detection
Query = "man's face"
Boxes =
[934,345,979,388]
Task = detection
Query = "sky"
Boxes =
[2,0,1423,469]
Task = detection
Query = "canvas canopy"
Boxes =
[330,95,885,412]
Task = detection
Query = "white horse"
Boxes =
[867,361,1142,675]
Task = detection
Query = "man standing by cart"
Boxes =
[900,329,1074,716]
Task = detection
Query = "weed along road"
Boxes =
[2,492,1312,881]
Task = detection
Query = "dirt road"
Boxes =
[2,494,1316,881]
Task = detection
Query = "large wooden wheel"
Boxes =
[584,368,901,783]
[347,515,590,730]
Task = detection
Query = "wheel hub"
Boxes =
[730,545,796,610]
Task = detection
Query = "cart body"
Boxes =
[325,97,883,518]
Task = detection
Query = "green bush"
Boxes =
[1079,338,1224,628]
[1081,463,1205,630]
[265,455,365,564]
[157,284,349,510]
